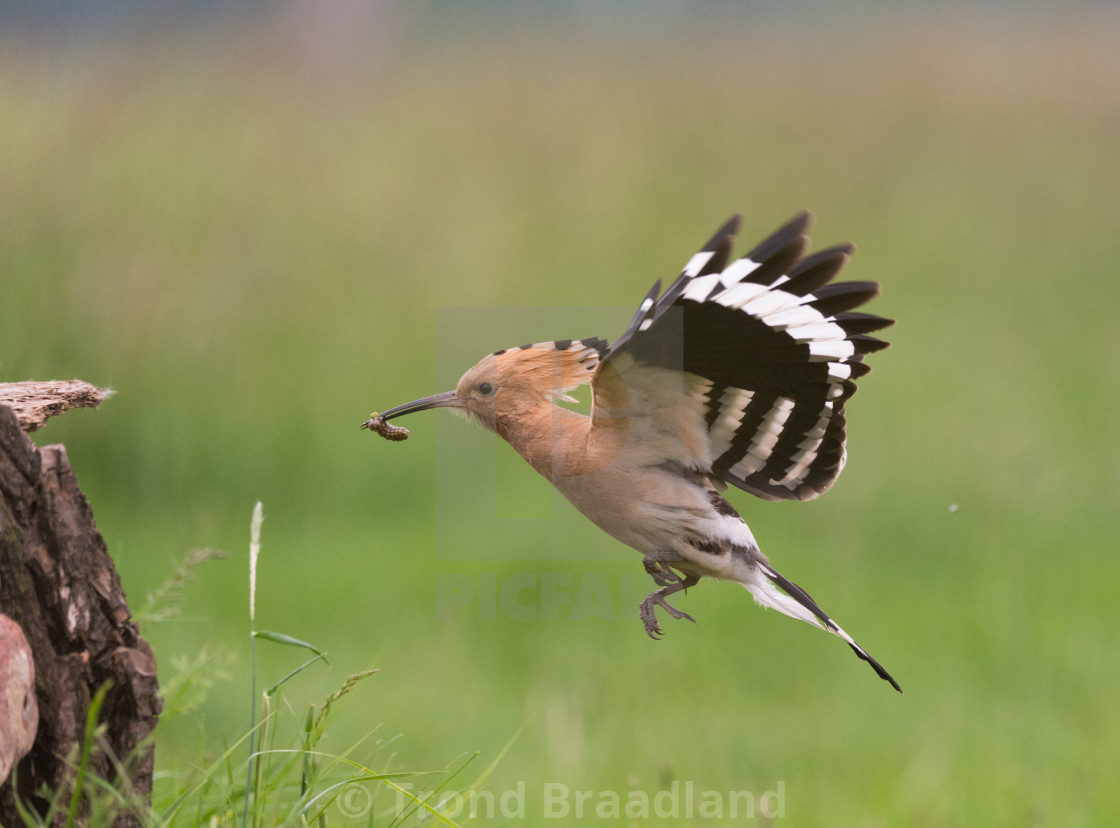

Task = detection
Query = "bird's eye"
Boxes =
[478,382,495,396]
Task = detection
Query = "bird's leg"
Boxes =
[642,555,681,587]
[639,574,700,639]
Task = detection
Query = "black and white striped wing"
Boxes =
[594,212,892,501]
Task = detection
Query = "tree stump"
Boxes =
[0,385,160,828]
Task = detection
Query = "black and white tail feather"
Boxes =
[758,559,901,692]
[596,212,900,692]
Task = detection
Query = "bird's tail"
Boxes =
[744,562,902,693]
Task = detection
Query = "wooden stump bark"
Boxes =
[0,386,159,827]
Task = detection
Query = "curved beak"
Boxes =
[379,390,462,421]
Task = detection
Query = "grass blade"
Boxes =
[265,653,329,696]
[253,630,326,658]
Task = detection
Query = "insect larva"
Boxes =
[360,412,410,441]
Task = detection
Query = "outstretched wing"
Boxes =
[591,212,892,501]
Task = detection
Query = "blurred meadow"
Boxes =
[2,2,1119,824]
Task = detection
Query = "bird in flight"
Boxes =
[365,212,900,692]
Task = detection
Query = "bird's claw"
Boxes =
[639,590,696,639]
[640,598,664,638]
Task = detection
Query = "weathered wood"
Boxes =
[0,380,113,433]
[0,399,159,827]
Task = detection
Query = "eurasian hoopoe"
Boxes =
[365,212,900,692]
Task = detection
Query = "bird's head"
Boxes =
[376,338,607,434]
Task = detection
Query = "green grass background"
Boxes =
[3,6,1119,825]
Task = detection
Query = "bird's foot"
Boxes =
[639,577,699,639]
[639,594,666,638]
[642,556,681,587]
